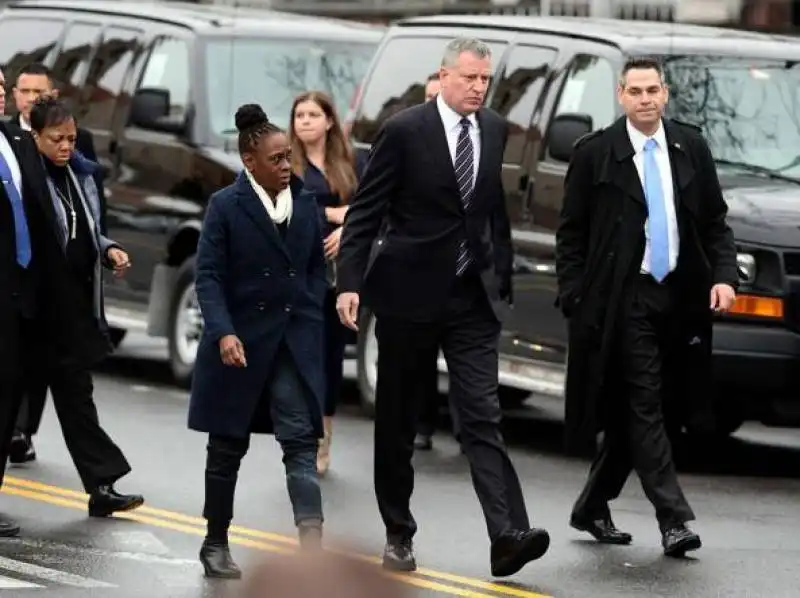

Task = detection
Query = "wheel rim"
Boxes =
[174,283,203,367]
[363,314,379,404]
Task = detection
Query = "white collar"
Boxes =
[244,169,293,225]
[626,118,667,153]
[436,94,478,133]
[19,116,31,132]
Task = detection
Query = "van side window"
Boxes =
[52,22,102,101]
[0,18,64,77]
[547,54,616,159]
[490,45,556,164]
[351,36,508,144]
[83,27,141,130]
[139,37,190,121]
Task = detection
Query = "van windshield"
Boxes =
[661,55,800,178]
[204,37,376,137]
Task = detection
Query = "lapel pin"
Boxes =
[674,142,681,149]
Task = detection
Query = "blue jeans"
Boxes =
[203,347,322,538]
[269,347,323,525]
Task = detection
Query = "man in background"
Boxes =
[7,62,106,465]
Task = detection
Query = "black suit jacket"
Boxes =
[336,100,513,322]
[0,121,55,379]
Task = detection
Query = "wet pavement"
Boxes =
[1,333,799,597]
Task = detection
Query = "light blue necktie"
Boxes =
[0,152,31,268]
[643,138,669,282]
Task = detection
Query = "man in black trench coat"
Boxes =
[555,57,738,557]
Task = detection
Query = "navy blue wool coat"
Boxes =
[188,173,327,438]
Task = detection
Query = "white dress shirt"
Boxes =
[0,130,23,197]
[436,94,480,184]
[627,119,679,275]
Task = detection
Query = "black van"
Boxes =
[346,15,800,437]
[0,0,383,384]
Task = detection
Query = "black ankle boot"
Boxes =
[200,540,241,579]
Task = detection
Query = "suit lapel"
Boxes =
[419,101,461,200]
[0,122,60,233]
[663,120,696,209]
[234,175,291,262]
[282,176,309,259]
[474,109,491,194]
[608,117,646,206]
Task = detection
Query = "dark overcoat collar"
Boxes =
[233,172,310,263]
[605,116,696,207]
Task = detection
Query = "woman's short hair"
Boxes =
[29,96,73,133]
[235,103,282,155]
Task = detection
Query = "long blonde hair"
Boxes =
[289,91,358,204]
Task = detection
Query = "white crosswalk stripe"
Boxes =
[0,555,116,588]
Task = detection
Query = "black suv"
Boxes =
[0,0,383,384]
[347,15,800,437]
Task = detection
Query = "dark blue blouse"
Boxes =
[301,152,368,237]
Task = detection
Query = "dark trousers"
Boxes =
[1,317,39,488]
[416,359,461,439]
[572,274,694,531]
[203,347,322,538]
[14,378,47,436]
[374,274,529,542]
[324,289,347,417]
[46,361,131,492]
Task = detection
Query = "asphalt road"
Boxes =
[0,334,798,598]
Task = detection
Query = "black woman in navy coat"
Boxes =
[188,104,327,579]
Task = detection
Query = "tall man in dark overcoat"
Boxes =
[336,37,549,578]
[555,57,738,557]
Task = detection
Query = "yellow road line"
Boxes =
[2,476,551,598]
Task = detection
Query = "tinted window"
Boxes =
[83,27,141,129]
[52,22,102,98]
[351,36,508,144]
[662,55,800,178]
[204,37,375,137]
[547,53,616,158]
[490,45,556,164]
[0,18,63,77]
[139,37,190,121]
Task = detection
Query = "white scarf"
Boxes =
[245,168,293,225]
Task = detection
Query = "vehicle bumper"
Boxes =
[712,320,800,425]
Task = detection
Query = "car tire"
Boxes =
[356,308,378,419]
[167,257,202,388]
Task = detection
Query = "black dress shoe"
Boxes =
[88,485,145,518]
[570,514,632,545]
[200,541,242,579]
[662,524,701,557]
[490,528,550,578]
[413,434,433,451]
[0,515,20,537]
[8,432,35,464]
[382,538,416,571]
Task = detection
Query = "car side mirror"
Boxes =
[547,113,593,163]
[129,87,186,135]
